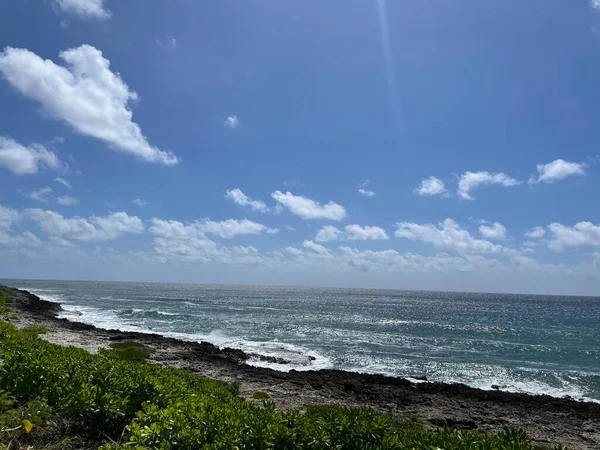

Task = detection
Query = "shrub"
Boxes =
[251,391,271,400]
[107,341,153,362]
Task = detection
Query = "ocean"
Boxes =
[4,279,599,402]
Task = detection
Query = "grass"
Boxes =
[251,391,271,400]
[21,325,49,335]
[0,285,568,449]
[108,341,153,362]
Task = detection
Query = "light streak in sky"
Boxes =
[376,0,403,130]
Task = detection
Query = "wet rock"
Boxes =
[412,375,428,381]
[250,353,291,365]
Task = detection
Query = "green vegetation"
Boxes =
[21,325,49,336]
[0,285,14,315]
[251,390,271,400]
[0,288,565,449]
[108,341,154,362]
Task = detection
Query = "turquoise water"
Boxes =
[4,279,600,401]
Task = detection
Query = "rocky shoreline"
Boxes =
[4,286,600,449]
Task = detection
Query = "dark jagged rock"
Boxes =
[10,288,62,316]
[250,353,291,365]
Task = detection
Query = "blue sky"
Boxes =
[1,0,600,295]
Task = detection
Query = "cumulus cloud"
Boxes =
[395,218,502,253]
[156,37,177,50]
[198,219,277,238]
[414,176,447,196]
[150,217,276,240]
[54,177,72,189]
[594,0,600,10]
[27,209,144,241]
[528,159,587,184]
[457,171,519,200]
[25,187,53,203]
[148,218,265,265]
[0,205,19,231]
[271,191,346,220]
[315,224,389,242]
[149,219,200,240]
[0,230,41,249]
[358,180,375,197]
[283,242,507,276]
[525,226,546,239]
[315,225,344,242]
[547,222,600,251]
[301,240,331,257]
[479,222,507,240]
[345,224,389,241]
[57,196,79,206]
[225,189,268,212]
[132,199,148,207]
[0,45,178,165]
[54,0,111,19]
[0,137,63,175]
[224,116,239,129]
[0,205,41,249]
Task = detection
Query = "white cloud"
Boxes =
[358,188,375,197]
[150,217,277,240]
[0,137,63,175]
[315,225,343,242]
[272,191,346,220]
[525,226,546,239]
[315,224,389,242]
[301,240,332,257]
[149,219,200,240]
[225,188,268,212]
[336,246,484,274]
[27,209,144,241]
[55,0,111,19]
[528,159,587,184]
[198,219,277,238]
[54,177,72,189]
[57,196,79,206]
[148,218,265,265]
[547,222,600,251]
[414,176,447,196]
[457,171,519,200]
[0,205,19,230]
[25,187,53,203]
[156,37,177,50]
[358,180,375,197]
[479,222,507,240]
[395,218,502,253]
[0,45,178,165]
[0,230,41,248]
[132,199,148,207]
[224,116,239,129]
[591,0,600,11]
[0,205,41,249]
[345,224,389,241]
